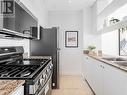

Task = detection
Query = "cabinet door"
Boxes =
[123,73,127,95]
[83,55,127,95]
[93,61,103,95]
[82,56,87,78]
[82,56,90,80]
[103,64,127,95]
[89,57,103,95]
[84,56,93,86]
[11,86,24,95]
[83,56,103,95]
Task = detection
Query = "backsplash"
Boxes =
[0,39,30,53]
[101,30,119,56]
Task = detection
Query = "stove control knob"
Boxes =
[46,69,49,73]
[46,68,48,74]
[42,74,44,78]
[40,78,44,86]
[49,64,53,69]
[42,74,46,80]
[48,66,50,69]
[38,79,40,85]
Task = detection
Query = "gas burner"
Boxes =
[21,71,31,77]
[0,65,40,78]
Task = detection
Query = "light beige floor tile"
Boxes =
[52,75,94,95]
[52,90,63,95]
[60,76,83,89]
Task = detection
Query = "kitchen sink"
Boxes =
[101,57,126,61]
[102,57,127,66]
[113,61,127,66]
[101,57,127,67]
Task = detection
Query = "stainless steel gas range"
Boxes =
[0,46,53,95]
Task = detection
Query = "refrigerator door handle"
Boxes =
[57,48,61,51]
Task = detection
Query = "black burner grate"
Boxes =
[0,65,39,78]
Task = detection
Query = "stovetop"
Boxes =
[0,46,51,80]
[0,59,50,79]
[0,65,39,78]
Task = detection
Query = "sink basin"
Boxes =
[102,57,126,61]
[113,61,127,66]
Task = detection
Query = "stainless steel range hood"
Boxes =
[0,28,33,39]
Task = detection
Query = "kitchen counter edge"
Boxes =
[84,54,127,73]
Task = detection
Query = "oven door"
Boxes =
[38,75,52,95]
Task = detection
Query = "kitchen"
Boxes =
[0,0,127,95]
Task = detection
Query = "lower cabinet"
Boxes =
[103,64,127,95]
[82,55,127,95]
[11,86,24,95]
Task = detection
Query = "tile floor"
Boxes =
[52,76,94,95]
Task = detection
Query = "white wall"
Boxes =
[0,0,48,53]
[48,11,83,75]
[83,6,101,50]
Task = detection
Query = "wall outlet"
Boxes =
[52,83,55,86]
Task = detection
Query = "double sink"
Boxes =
[102,57,127,67]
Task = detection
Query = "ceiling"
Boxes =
[44,0,96,11]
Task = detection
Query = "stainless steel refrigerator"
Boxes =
[30,27,60,89]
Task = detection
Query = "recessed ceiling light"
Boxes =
[68,0,72,3]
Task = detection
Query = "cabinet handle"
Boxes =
[100,65,105,69]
